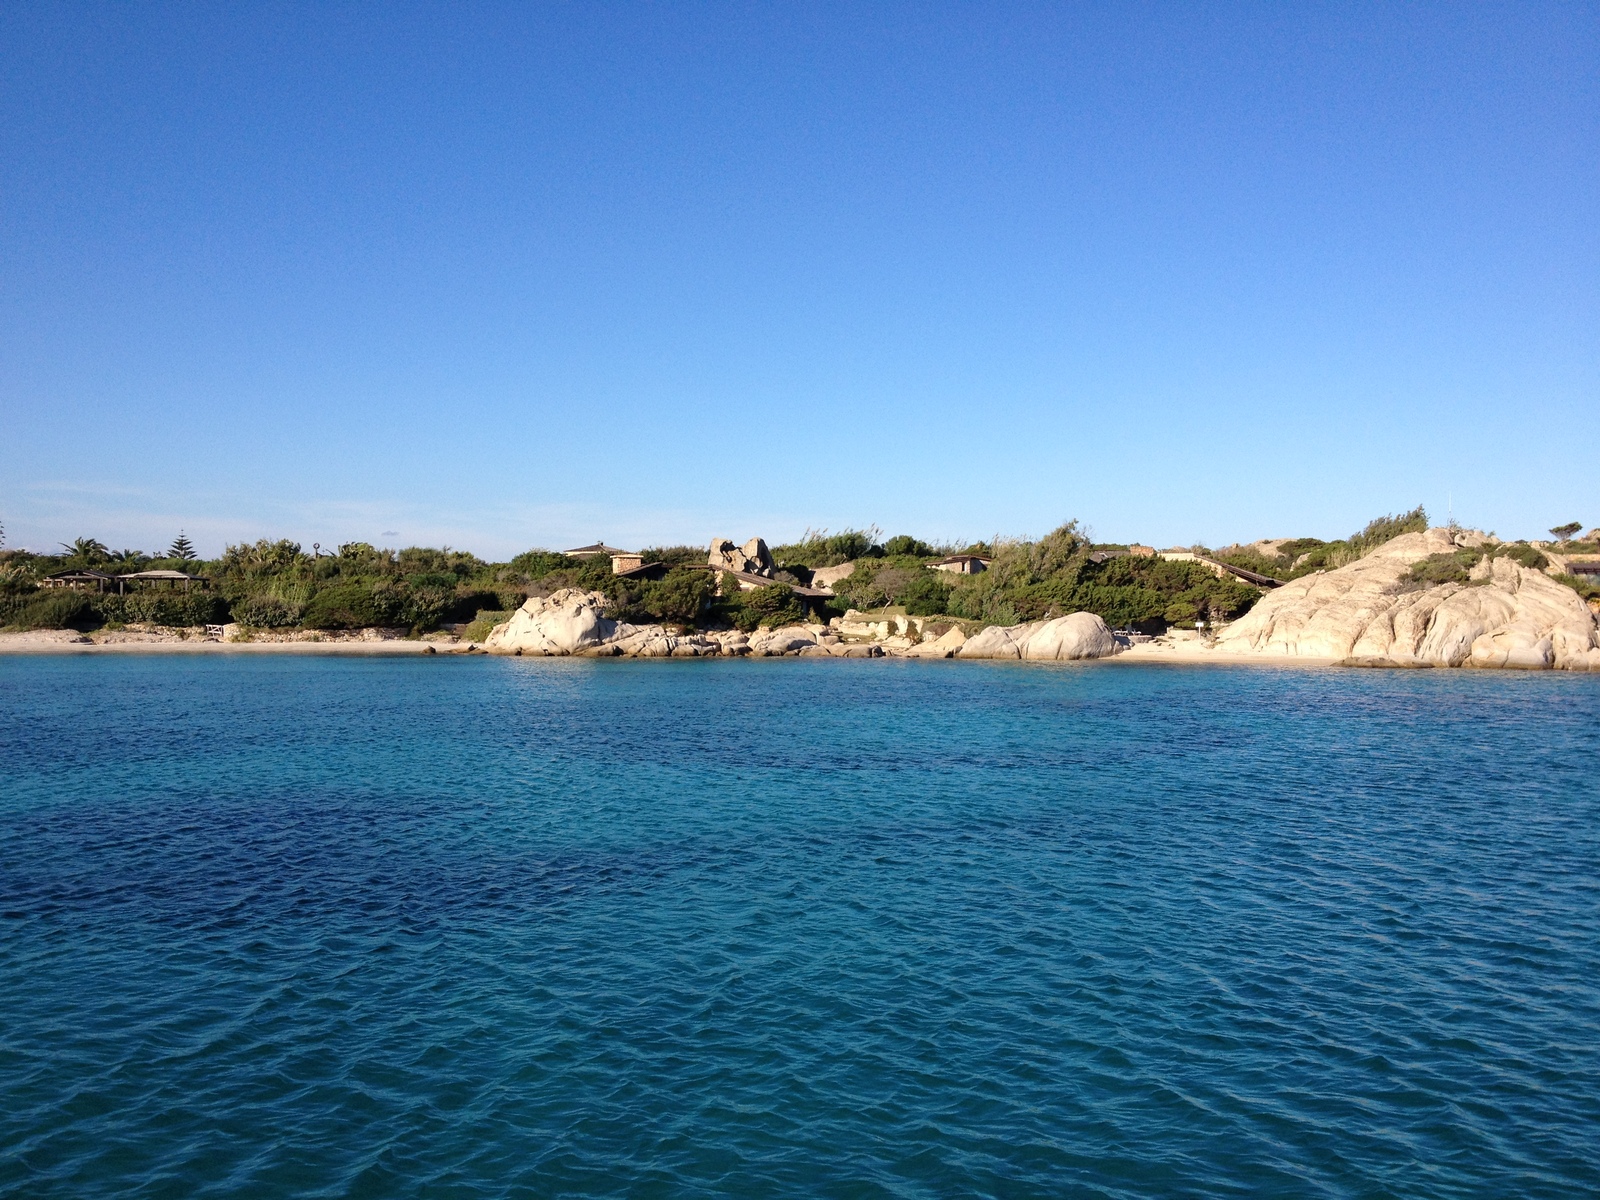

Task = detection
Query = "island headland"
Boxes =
[4,512,1598,669]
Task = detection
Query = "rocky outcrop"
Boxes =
[1214,529,1600,670]
[957,612,1119,661]
[810,562,857,592]
[486,589,656,655]
[748,626,818,656]
[904,624,969,658]
[708,537,776,578]
[480,542,1600,671]
[483,594,824,658]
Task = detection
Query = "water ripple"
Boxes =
[2,657,1598,1197]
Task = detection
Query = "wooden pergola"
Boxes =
[115,569,203,593]
[40,569,118,593]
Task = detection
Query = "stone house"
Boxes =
[931,555,991,575]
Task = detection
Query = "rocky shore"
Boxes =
[479,588,1123,660]
[7,527,1597,670]
[479,526,1600,670]
[1214,528,1600,670]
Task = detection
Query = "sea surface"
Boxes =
[1,656,1598,1198]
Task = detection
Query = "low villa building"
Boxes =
[931,555,991,575]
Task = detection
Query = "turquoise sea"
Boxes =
[2,656,1598,1197]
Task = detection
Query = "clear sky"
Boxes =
[2,3,1595,558]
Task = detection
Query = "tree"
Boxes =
[1550,522,1582,542]
[60,537,110,563]
[169,532,198,560]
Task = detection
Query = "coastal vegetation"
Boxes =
[1208,507,1431,581]
[807,523,1257,630]
[2,508,1593,637]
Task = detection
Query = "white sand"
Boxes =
[0,630,477,655]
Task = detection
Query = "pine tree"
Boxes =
[169,532,197,561]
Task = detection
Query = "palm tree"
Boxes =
[60,537,110,563]
[108,548,146,565]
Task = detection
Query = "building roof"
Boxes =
[723,569,832,598]
[44,568,116,581]
[119,570,203,581]
[564,543,631,557]
[934,554,991,565]
[613,561,671,580]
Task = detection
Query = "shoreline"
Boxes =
[0,631,471,655]
[3,631,1590,671]
[0,629,1337,666]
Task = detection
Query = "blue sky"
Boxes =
[2,3,1594,558]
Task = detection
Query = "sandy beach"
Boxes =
[0,630,478,655]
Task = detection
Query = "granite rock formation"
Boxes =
[1213,528,1600,670]
[957,612,1119,661]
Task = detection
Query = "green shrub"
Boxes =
[0,566,38,596]
[770,528,882,568]
[2,591,98,631]
[881,534,935,558]
[233,594,303,627]
[1270,512,1428,581]
[97,592,228,627]
[303,583,388,629]
[717,581,804,630]
[461,610,510,642]
[831,558,953,614]
[400,583,453,631]
[1495,543,1548,570]
[1210,548,1293,580]
[1402,550,1481,590]
[397,547,486,577]
[220,539,308,576]
[1349,506,1428,555]
[407,571,459,591]
[509,549,578,579]
[748,584,804,628]
[639,568,714,625]
[335,543,395,573]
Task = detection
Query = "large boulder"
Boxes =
[1214,529,1600,670]
[747,626,817,656]
[957,613,1119,661]
[956,622,1033,659]
[486,589,622,655]
[905,624,969,658]
[810,562,857,592]
[708,536,775,577]
[1021,613,1119,660]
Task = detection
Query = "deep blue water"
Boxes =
[2,656,1598,1198]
